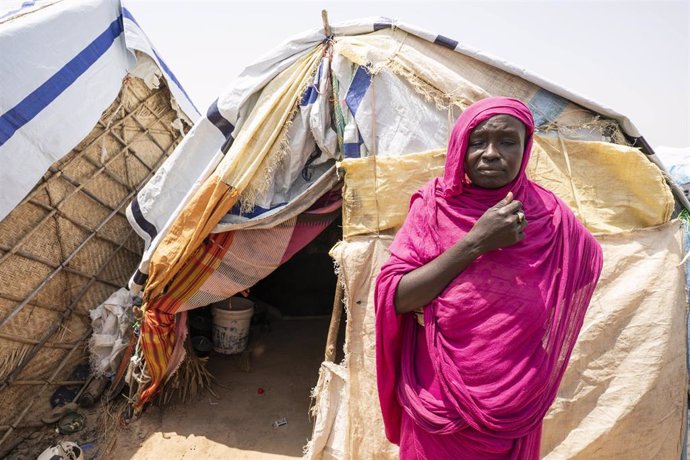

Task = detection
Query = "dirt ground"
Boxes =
[109,316,330,459]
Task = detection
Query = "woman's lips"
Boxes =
[477,168,502,175]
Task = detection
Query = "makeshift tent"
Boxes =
[122,16,689,459]
[0,0,197,453]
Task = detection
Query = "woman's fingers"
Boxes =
[493,191,513,208]
[497,200,522,215]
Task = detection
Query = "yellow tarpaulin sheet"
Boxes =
[340,136,674,238]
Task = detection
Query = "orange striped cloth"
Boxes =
[137,231,234,407]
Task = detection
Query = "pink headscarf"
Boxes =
[375,97,602,458]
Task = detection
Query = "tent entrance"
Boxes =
[251,215,341,318]
[115,217,345,458]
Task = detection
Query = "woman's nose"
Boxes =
[483,141,501,160]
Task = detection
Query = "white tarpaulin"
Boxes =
[125,17,649,294]
[0,0,199,223]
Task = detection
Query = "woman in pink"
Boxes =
[375,97,602,459]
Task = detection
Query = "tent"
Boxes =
[0,0,197,453]
[2,3,687,456]
[122,15,689,460]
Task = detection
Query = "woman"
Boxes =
[375,97,603,459]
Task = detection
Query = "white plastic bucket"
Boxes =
[211,297,254,354]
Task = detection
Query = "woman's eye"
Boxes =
[469,140,484,147]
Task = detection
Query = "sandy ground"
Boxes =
[110,316,329,459]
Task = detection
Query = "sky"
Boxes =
[125,0,689,149]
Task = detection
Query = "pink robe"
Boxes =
[375,97,602,459]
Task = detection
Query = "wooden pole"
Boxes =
[324,275,344,362]
[321,10,331,37]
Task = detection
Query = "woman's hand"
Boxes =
[464,192,527,254]
[393,192,527,314]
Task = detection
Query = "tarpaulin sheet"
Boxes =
[0,0,198,223]
[140,47,325,300]
[320,220,686,460]
[128,18,645,294]
[542,221,687,459]
[340,137,674,238]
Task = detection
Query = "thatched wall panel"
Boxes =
[68,238,114,275]
[57,187,111,231]
[56,316,91,343]
[16,340,85,382]
[0,385,32,426]
[3,305,59,343]
[73,282,119,316]
[148,124,177,147]
[61,154,99,188]
[49,218,90,259]
[0,339,29,382]
[98,248,140,286]
[28,186,53,208]
[126,76,151,101]
[124,151,155,185]
[0,257,53,301]
[21,218,63,264]
[42,180,72,209]
[84,138,132,187]
[0,203,51,255]
[0,76,188,450]
[82,173,130,210]
[99,214,141,254]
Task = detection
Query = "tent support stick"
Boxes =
[321,10,331,36]
[0,293,88,318]
[324,276,344,363]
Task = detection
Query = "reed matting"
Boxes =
[0,76,190,451]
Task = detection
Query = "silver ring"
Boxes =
[516,211,525,224]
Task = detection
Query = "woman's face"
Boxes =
[464,114,526,189]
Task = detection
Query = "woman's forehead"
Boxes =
[471,114,526,135]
